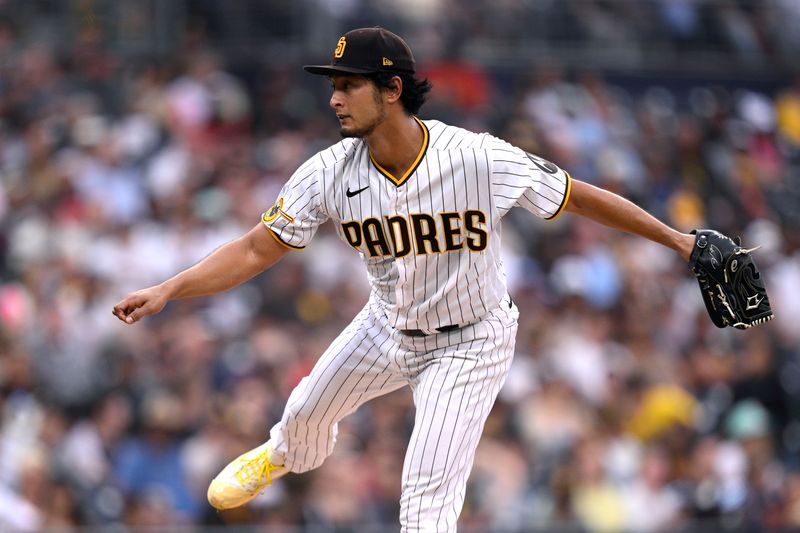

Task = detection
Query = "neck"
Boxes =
[366,114,423,179]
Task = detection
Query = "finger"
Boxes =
[113,300,131,317]
[112,303,132,320]
[113,308,135,323]
[116,293,144,309]
[125,302,154,324]
[113,295,144,319]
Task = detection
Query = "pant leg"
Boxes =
[399,299,519,533]
[270,301,406,473]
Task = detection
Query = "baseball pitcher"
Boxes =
[113,27,771,532]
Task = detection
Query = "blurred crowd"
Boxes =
[3,2,800,532]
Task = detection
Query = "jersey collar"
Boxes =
[369,116,429,187]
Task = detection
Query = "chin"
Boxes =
[339,119,379,139]
[339,127,375,138]
[339,127,360,138]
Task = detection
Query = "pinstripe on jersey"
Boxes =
[260,117,564,531]
[263,121,570,329]
[268,295,519,532]
[263,119,570,330]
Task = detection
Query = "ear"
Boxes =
[384,76,403,104]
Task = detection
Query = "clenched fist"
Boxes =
[112,285,170,324]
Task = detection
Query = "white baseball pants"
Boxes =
[269,295,518,532]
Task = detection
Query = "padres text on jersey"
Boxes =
[262,119,571,330]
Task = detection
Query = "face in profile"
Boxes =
[329,75,388,138]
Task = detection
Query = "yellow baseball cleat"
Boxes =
[207,440,288,510]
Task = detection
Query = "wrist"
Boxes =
[674,231,695,262]
[158,279,179,300]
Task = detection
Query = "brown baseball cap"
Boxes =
[304,27,416,76]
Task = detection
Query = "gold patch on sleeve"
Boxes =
[261,197,294,224]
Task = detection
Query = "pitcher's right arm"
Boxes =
[112,224,290,324]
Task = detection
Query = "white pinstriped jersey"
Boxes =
[262,118,571,330]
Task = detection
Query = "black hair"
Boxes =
[370,71,432,115]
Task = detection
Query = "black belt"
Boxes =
[398,296,514,337]
[399,324,461,337]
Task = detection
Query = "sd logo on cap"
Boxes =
[304,27,416,76]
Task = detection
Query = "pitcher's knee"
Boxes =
[283,402,333,438]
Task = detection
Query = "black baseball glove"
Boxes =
[688,229,773,329]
